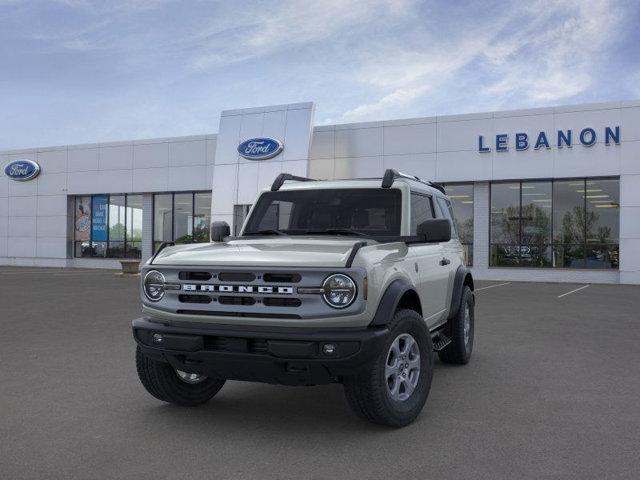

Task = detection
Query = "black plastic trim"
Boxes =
[133,317,390,385]
[448,265,474,319]
[381,168,446,194]
[369,278,416,327]
[271,173,316,191]
[345,241,367,268]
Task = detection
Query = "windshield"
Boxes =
[243,188,402,237]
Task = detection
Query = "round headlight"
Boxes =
[322,274,357,309]
[143,270,166,302]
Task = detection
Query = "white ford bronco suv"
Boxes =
[133,169,475,427]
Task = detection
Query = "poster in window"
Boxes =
[74,196,91,241]
[91,195,108,242]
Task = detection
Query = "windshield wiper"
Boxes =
[244,229,287,236]
[304,228,369,237]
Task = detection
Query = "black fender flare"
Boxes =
[369,278,418,327]
[448,265,474,320]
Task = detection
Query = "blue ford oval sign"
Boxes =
[4,159,41,181]
[237,138,283,160]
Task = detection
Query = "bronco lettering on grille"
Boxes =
[182,284,294,294]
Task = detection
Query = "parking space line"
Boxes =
[557,284,590,298]
[0,270,115,275]
[475,282,511,292]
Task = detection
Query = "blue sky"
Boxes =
[1,0,639,150]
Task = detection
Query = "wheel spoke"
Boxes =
[407,356,420,370]
[388,374,400,396]
[399,336,414,355]
[400,377,414,398]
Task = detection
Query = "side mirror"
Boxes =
[417,219,451,243]
[210,221,230,242]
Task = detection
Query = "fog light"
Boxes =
[322,343,336,355]
[152,333,163,344]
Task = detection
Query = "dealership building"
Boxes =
[1,100,639,284]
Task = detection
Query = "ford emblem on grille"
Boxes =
[237,138,283,160]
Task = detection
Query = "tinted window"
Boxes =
[410,193,434,235]
[436,197,458,239]
[244,189,402,236]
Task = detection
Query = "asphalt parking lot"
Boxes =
[1,268,639,480]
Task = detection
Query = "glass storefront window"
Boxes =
[491,178,619,269]
[490,182,520,267]
[152,191,213,251]
[193,193,212,243]
[443,183,474,266]
[108,195,126,257]
[586,178,619,269]
[73,193,143,259]
[174,193,193,244]
[126,195,143,258]
[553,180,586,267]
[153,194,172,252]
[520,181,552,267]
[74,196,92,257]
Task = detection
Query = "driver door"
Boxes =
[409,193,449,326]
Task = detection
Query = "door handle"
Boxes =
[439,258,450,266]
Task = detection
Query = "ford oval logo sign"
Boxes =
[237,137,283,160]
[4,159,41,181]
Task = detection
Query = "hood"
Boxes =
[151,237,369,268]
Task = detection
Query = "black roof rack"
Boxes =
[381,169,446,194]
[271,173,317,191]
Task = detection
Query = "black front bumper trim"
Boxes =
[132,318,389,386]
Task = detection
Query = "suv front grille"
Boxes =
[155,267,363,319]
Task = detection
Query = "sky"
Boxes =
[1,0,639,150]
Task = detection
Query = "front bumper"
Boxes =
[132,317,390,386]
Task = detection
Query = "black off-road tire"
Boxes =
[136,347,226,406]
[438,286,474,365]
[343,309,434,427]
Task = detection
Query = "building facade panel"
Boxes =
[133,142,169,169]
[1,100,638,283]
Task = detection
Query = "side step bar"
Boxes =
[431,332,451,352]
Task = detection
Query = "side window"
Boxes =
[436,197,459,239]
[410,193,435,234]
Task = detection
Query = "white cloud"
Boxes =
[191,0,415,69]
[335,0,625,122]
[481,0,621,105]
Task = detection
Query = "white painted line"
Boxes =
[0,270,114,276]
[475,282,511,292]
[557,284,590,298]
